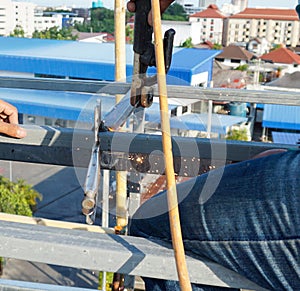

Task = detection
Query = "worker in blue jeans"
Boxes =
[129,149,300,290]
[127,2,300,289]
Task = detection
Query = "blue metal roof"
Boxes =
[169,113,247,134]
[0,87,110,121]
[147,112,247,134]
[0,87,170,123]
[262,104,300,130]
[0,37,220,84]
[272,131,300,145]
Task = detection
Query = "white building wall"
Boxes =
[14,1,35,37]
[224,17,300,47]
[191,71,209,86]
[0,0,14,36]
[34,14,63,31]
[190,16,223,44]
[162,21,201,46]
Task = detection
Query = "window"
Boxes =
[45,118,53,126]
[27,116,36,124]
[54,119,67,127]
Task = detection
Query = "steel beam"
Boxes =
[1,77,300,106]
[0,220,266,290]
[0,126,294,176]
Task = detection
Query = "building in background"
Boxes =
[231,0,248,12]
[0,0,35,37]
[92,0,104,8]
[223,8,300,47]
[189,4,225,44]
[175,0,217,14]
[162,20,202,46]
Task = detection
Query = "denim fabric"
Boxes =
[129,150,300,290]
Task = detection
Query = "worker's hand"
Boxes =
[127,0,174,25]
[0,100,26,138]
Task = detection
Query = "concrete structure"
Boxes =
[223,8,300,47]
[189,4,226,44]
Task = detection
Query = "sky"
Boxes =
[15,0,298,10]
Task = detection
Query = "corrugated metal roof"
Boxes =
[272,131,300,145]
[262,104,300,130]
[0,37,220,84]
[0,87,179,123]
[0,87,111,121]
[170,113,247,134]
[147,112,247,134]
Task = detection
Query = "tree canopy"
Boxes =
[162,3,188,22]
[32,26,78,40]
[0,177,42,216]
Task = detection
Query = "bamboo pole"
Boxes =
[114,0,128,228]
[151,1,192,290]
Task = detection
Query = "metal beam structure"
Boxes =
[0,220,266,290]
[0,125,294,176]
[1,76,300,106]
[0,78,298,290]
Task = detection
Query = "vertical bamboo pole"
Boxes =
[114,0,128,228]
[151,0,191,290]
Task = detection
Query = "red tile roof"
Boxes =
[190,4,226,19]
[230,8,298,21]
[260,47,300,64]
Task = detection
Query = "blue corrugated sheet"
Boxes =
[0,87,167,123]
[147,112,247,134]
[0,37,220,84]
[0,87,114,121]
[272,131,300,145]
[262,104,300,130]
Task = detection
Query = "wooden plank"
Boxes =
[0,212,114,234]
[0,220,267,290]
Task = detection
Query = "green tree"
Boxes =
[162,3,188,21]
[0,176,42,216]
[126,25,134,44]
[226,128,248,141]
[180,37,193,48]
[212,43,222,50]
[234,64,249,71]
[75,7,116,34]
[0,176,42,274]
[32,26,78,40]
[9,25,25,38]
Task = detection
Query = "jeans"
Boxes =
[129,150,300,290]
